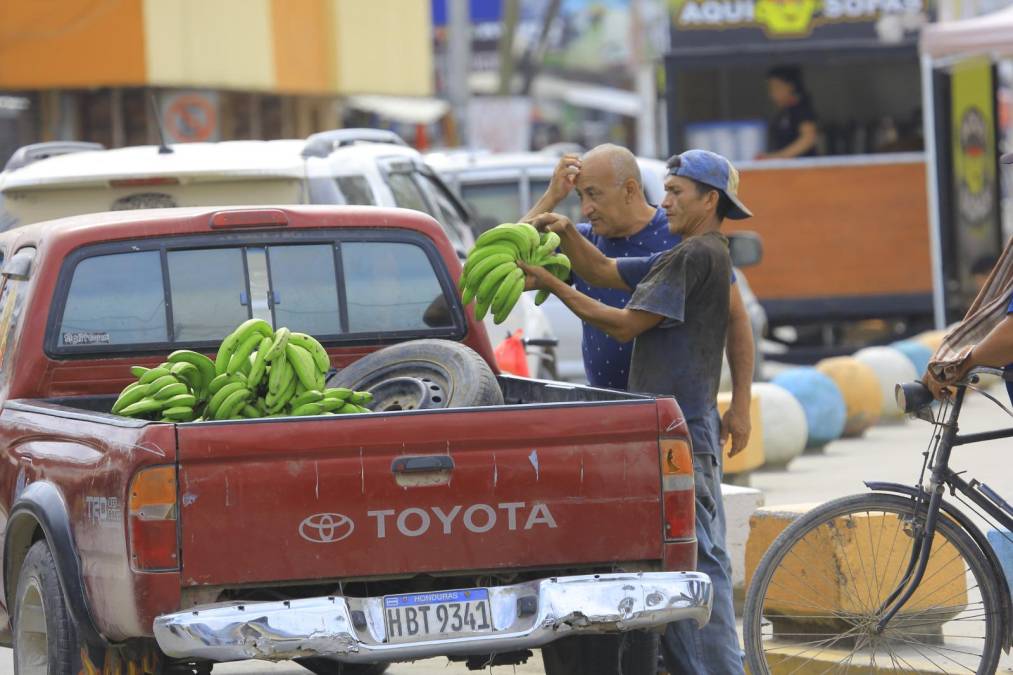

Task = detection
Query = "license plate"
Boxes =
[383,588,493,643]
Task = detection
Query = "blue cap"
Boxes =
[667,149,753,220]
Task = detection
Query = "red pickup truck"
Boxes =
[0,205,708,675]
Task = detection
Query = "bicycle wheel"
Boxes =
[743,493,1003,674]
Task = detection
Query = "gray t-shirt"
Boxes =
[617,231,731,431]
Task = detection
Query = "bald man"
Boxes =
[525,144,754,456]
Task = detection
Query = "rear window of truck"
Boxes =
[49,231,463,354]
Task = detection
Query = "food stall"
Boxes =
[663,0,956,353]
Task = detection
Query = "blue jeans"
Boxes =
[661,412,744,675]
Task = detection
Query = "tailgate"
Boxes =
[176,401,664,586]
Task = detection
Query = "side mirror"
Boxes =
[728,232,763,268]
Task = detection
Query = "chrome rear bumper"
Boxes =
[154,572,711,663]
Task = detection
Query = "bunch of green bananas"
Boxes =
[111,319,374,421]
[459,223,572,323]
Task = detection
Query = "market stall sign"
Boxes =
[950,57,1000,294]
[669,0,933,45]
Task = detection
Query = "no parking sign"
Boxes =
[160,91,220,143]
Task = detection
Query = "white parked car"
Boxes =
[428,148,767,383]
[0,131,557,377]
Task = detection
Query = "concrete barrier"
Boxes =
[753,383,807,470]
[854,346,918,422]
[720,484,764,603]
[987,529,1012,596]
[717,392,764,483]
[891,339,932,377]
[816,357,882,437]
[771,368,846,450]
[915,329,946,354]
[745,504,967,636]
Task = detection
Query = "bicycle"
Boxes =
[743,368,1013,673]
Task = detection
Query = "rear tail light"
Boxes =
[128,466,178,571]
[660,437,695,541]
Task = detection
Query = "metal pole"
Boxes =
[630,0,657,158]
[447,0,471,144]
[921,53,947,330]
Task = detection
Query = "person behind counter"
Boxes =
[759,65,819,159]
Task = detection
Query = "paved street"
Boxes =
[0,392,1009,674]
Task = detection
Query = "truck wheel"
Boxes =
[328,339,503,409]
[295,657,389,675]
[13,540,77,675]
[542,631,658,675]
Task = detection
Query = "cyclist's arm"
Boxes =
[962,316,1013,373]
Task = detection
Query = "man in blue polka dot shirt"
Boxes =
[524,144,755,454]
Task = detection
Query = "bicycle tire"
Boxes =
[743,492,1003,674]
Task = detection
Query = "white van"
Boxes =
[0,131,557,377]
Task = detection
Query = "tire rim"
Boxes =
[366,376,447,412]
[336,361,455,409]
[16,578,48,675]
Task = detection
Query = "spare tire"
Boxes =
[328,339,503,411]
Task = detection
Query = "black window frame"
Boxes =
[45,228,467,358]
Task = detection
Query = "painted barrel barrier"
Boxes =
[854,346,918,423]
[816,356,882,437]
[753,383,808,470]
[891,339,932,377]
[771,368,846,450]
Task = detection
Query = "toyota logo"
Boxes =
[299,513,355,543]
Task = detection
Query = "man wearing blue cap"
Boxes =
[521,148,751,674]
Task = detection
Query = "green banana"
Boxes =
[290,402,324,417]
[339,402,361,414]
[290,390,323,408]
[463,242,520,276]
[535,231,561,261]
[169,362,201,393]
[319,397,346,412]
[265,327,291,362]
[266,375,297,413]
[268,355,292,394]
[232,318,275,342]
[491,267,524,316]
[144,375,178,396]
[228,333,263,375]
[288,333,330,374]
[534,289,551,306]
[474,292,494,322]
[130,366,149,379]
[324,387,353,400]
[241,404,260,418]
[475,261,518,305]
[463,253,516,292]
[112,384,148,414]
[153,382,189,400]
[120,398,165,417]
[208,372,245,396]
[285,344,318,390]
[517,222,541,260]
[214,331,243,377]
[214,388,251,420]
[246,336,273,389]
[165,393,197,408]
[474,224,531,252]
[494,271,526,324]
[167,350,215,391]
[162,406,194,421]
[208,382,247,417]
[348,391,374,406]
[461,283,477,306]
[138,367,171,385]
